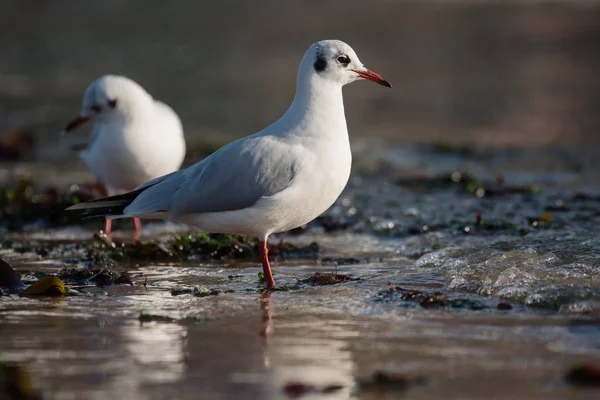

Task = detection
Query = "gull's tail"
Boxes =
[66,187,148,219]
[66,170,179,220]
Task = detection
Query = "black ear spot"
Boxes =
[314,56,327,72]
[108,99,117,109]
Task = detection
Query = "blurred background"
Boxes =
[0,0,599,178]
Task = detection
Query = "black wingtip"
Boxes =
[65,186,149,218]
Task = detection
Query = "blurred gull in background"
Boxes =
[62,75,186,237]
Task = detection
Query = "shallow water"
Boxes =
[3,145,600,398]
[2,234,600,399]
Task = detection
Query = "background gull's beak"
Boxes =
[63,116,90,133]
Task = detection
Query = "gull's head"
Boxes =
[64,75,152,132]
[300,39,391,88]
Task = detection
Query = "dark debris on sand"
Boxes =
[565,363,600,387]
[57,267,95,282]
[171,288,197,296]
[358,371,427,393]
[138,312,176,323]
[138,312,204,324]
[378,286,446,308]
[0,257,26,293]
[58,267,132,287]
[299,272,360,286]
[283,382,344,398]
[376,286,494,310]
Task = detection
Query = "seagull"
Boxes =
[63,75,186,237]
[67,40,391,288]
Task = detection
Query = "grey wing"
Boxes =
[124,136,299,218]
[122,170,185,216]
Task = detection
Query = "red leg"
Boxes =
[103,218,112,235]
[132,218,141,241]
[97,183,108,197]
[259,239,276,288]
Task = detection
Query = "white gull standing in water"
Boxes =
[63,75,186,237]
[67,40,391,288]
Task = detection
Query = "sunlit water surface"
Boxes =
[2,225,600,399]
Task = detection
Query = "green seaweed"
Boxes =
[84,234,318,266]
[260,283,301,293]
[138,312,175,323]
[194,290,220,297]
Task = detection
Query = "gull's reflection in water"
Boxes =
[94,292,356,398]
[260,292,357,399]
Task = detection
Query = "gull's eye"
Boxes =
[89,104,102,113]
[337,55,350,66]
[108,99,117,109]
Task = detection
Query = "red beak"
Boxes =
[64,116,90,132]
[353,69,392,88]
